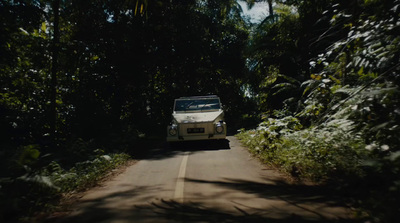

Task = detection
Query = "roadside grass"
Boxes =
[0,135,166,223]
[0,151,131,222]
[236,117,367,182]
[236,116,400,222]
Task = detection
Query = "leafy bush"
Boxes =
[237,116,367,181]
[42,153,130,193]
[237,113,400,222]
[280,120,367,181]
[240,0,400,221]
[0,143,131,222]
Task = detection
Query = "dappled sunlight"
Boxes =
[48,196,360,223]
[182,177,355,222]
[42,137,365,223]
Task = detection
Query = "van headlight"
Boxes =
[169,125,177,136]
[215,123,224,134]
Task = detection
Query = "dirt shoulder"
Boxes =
[37,159,138,222]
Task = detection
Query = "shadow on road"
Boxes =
[44,136,366,223]
[133,139,231,161]
[185,177,346,207]
[135,199,360,223]
[46,177,365,223]
[168,139,231,151]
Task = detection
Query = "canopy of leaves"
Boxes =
[1,0,400,222]
[243,0,400,221]
[0,0,251,220]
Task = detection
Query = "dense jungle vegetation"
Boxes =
[0,0,399,222]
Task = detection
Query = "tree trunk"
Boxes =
[267,0,273,17]
[50,0,60,145]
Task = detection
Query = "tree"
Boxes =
[50,0,60,144]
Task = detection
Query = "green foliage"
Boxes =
[256,66,301,113]
[301,0,400,150]
[0,149,130,222]
[1,1,251,221]
[17,145,40,167]
[0,174,59,222]
[241,0,400,221]
[237,116,366,181]
[281,121,367,181]
[42,153,131,192]
[1,0,399,222]
[237,115,301,163]
[1,0,250,151]
[237,112,400,222]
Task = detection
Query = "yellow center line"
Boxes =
[174,152,189,203]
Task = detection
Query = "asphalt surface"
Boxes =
[49,136,356,223]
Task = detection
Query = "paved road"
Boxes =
[49,136,356,223]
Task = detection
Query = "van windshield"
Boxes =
[174,98,221,112]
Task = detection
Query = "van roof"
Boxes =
[178,95,219,99]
